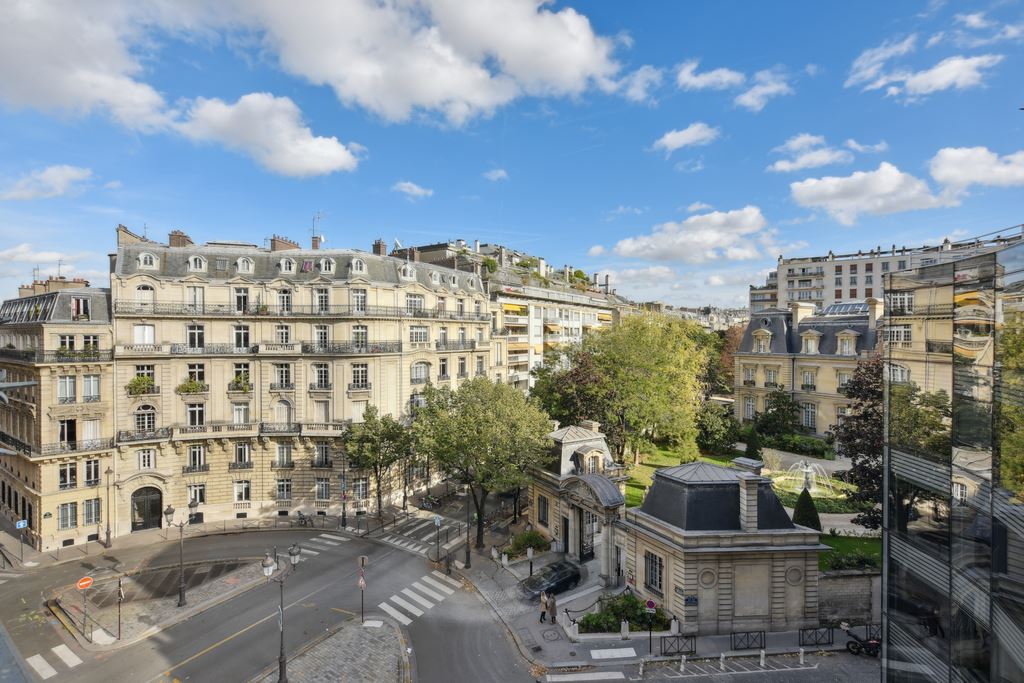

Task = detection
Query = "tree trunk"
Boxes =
[473,488,489,549]
[513,487,521,524]
[375,469,384,519]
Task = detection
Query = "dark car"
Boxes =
[520,560,582,599]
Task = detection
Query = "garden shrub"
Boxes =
[509,530,549,556]
[577,592,672,633]
[792,489,822,531]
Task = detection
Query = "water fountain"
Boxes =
[782,459,835,495]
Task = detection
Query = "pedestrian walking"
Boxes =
[547,593,557,625]
[539,590,548,623]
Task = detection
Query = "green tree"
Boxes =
[696,401,739,455]
[745,428,763,461]
[413,378,552,549]
[792,488,822,531]
[756,388,801,436]
[998,311,1024,497]
[348,405,413,518]
[481,257,498,273]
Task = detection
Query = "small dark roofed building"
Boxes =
[620,461,826,635]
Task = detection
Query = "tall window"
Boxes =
[187,363,205,382]
[188,445,205,468]
[538,495,549,525]
[314,324,329,346]
[188,484,206,504]
[85,459,100,486]
[352,363,368,388]
[186,286,204,311]
[802,370,815,388]
[275,364,292,385]
[744,396,756,420]
[743,367,755,383]
[315,442,330,465]
[313,400,330,422]
[755,337,768,353]
[234,287,249,313]
[838,337,854,355]
[351,289,366,312]
[138,449,155,469]
[410,326,428,343]
[58,502,77,530]
[234,325,250,349]
[187,324,205,349]
[438,357,448,379]
[277,290,292,313]
[232,403,250,424]
[458,327,467,342]
[644,550,663,594]
[353,325,367,348]
[276,324,291,344]
[135,405,156,431]
[764,368,777,386]
[405,295,425,314]
[315,288,330,312]
[234,481,251,502]
[802,336,817,354]
[457,357,467,377]
[313,363,330,387]
[132,324,154,345]
[59,334,76,350]
[277,444,293,467]
[58,375,76,403]
[353,477,369,500]
[476,356,484,375]
[58,418,77,446]
[801,402,817,430]
[411,362,429,383]
[316,478,330,500]
[275,400,293,423]
[83,374,100,401]
[83,498,101,525]
[352,259,365,274]
[59,463,77,490]
[235,442,250,463]
[277,479,292,501]
[187,403,205,427]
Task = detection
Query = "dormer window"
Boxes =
[400,264,416,280]
[449,275,458,286]
[187,255,206,272]
[467,277,475,288]
[430,272,440,285]
[752,329,772,353]
[280,258,295,274]
[237,257,254,274]
[839,337,853,355]
[320,258,335,274]
[138,252,158,270]
[800,330,822,354]
[351,258,365,274]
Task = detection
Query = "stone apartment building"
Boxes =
[0,279,116,551]
[733,300,882,437]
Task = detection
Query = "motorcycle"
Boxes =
[296,511,314,528]
[840,622,880,657]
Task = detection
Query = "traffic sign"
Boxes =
[15,520,26,530]
[358,576,366,590]
[645,599,656,614]
[76,576,93,591]
[434,514,441,527]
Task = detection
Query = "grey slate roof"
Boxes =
[739,303,878,355]
[0,288,111,325]
[572,474,625,508]
[115,244,486,295]
[549,425,603,443]
[639,462,794,532]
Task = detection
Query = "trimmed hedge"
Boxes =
[508,530,549,557]
[792,489,822,531]
[578,592,672,634]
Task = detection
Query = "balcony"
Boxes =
[228,461,253,470]
[838,384,849,393]
[475,370,487,377]
[83,395,101,403]
[182,463,210,474]
[889,304,953,318]
[170,343,257,355]
[112,300,491,322]
[743,380,755,387]
[311,458,334,469]
[437,374,451,381]
[272,461,296,470]
[58,396,76,404]
[40,438,114,455]
[309,382,333,392]
[302,422,347,435]
[270,382,295,391]
[436,340,476,351]
[116,344,169,356]
[301,341,402,355]
[347,382,371,392]
[764,382,780,389]
[227,379,252,393]
[117,427,172,443]
[800,383,817,392]
[260,422,300,434]
[0,432,31,455]
[260,343,300,354]
[176,381,209,395]
[410,376,429,385]
[457,371,469,379]
[0,348,113,363]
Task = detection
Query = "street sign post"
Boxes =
[77,576,93,640]
[15,520,26,529]
[358,571,366,623]
[434,514,441,560]
[645,600,657,654]
[15,520,26,564]
[117,578,124,640]
[77,576,94,590]
[358,555,368,568]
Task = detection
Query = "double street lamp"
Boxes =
[163,498,199,608]
[262,543,301,683]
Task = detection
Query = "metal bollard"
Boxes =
[679,655,686,672]
[639,659,644,676]
[760,650,766,668]
[799,648,805,665]
[720,653,726,671]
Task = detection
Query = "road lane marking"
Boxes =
[51,644,82,668]
[589,647,636,659]
[300,548,320,556]
[431,571,462,588]
[411,581,445,601]
[388,595,423,617]
[546,673,626,681]
[26,655,57,679]
[318,534,347,542]
[378,602,411,625]
[401,588,434,609]
[309,538,340,546]
[420,576,454,595]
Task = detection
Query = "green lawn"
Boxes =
[623,443,740,507]
[820,535,882,571]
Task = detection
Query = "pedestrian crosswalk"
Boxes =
[375,515,464,556]
[377,570,461,627]
[26,644,82,680]
[0,571,20,586]
[295,532,352,561]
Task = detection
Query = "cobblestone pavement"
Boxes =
[254,617,407,683]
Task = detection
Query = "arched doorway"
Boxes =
[131,486,162,531]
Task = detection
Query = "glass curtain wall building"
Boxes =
[883,244,1024,682]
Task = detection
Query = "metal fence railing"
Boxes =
[730,630,765,650]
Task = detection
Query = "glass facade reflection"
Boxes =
[883,245,1024,682]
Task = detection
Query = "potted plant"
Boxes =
[230,372,252,392]
[176,377,207,394]
[126,375,155,396]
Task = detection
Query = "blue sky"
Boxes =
[0,1,1022,306]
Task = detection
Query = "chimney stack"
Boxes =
[579,420,601,433]
[604,274,610,294]
[474,239,480,253]
[564,265,571,282]
[537,257,546,277]
[499,246,507,266]
[866,297,883,330]
[789,301,814,327]
[270,234,299,252]
[312,235,321,250]
[737,472,760,532]
[372,239,387,256]
[168,230,193,248]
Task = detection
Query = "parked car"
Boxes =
[519,560,582,599]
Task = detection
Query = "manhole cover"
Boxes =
[541,629,563,641]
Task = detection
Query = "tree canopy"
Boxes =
[412,377,552,548]
[696,401,739,455]
[756,388,801,436]
[347,404,413,517]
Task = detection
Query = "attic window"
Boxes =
[467,277,475,288]
[351,258,365,274]
[430,272,440,285]
[138,253,157,269]
[280,258,295,273]
[449,275,458,286]
[188,256,206,272]
[752,329,772,353]
[236,257,253,274]
[320,259,335,274]
[400,264,416,280]
[215,258,228,271]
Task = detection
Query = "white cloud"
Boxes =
[392,181,434,200]
[601,265,675,286]
[767,134,853,173]
[804,63,821,77]
[845,34,917,90]
[674,158,705,173]
[734,69,793,112]
[0,243,79,263]
[929,146,1024,194]
[845,139,889,153]
[618,65,663,103]
[587,245,606,257]
[898,54,1004,97]
[926,32,945,48]
[177,93,358,177]
[790,162,952,225]
[0,165,93,201]
[955,13,993,30]
[483,168,509,181]
[652,123,720,157]
[606,205,645,220]
[687,202,712,213]
[675,60,745,90]
[612,206,770,263]
[103,180,123,190]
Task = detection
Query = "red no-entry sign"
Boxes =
[76,576,93,591]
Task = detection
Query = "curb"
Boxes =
[50,556,267,652]
[457,561,542,669]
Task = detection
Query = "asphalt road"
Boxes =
[0,526,530,683]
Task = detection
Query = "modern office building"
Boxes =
[733,300,882,437]
[882,244,1024,682]
[0,279,116,551]
[751,231,1024,312]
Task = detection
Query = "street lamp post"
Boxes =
[339,469,347,530]
[464,483,472,569]
[262,543,301,683]
[164,498,199,608]
[104,466,114,548]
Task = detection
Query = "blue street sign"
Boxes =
[15,520,26,529]
[434,514,441,527]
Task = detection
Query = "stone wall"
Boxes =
[817,569,881,625]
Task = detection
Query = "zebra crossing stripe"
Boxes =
[431,570,462,588]
[26,655,57,680]
[420,576,454,595]
[304,542,333,551]
[300,548,320,556]
[51,644,82,668]
[318,533,348,542]
[411,581,445,602]
[378,602,411,626]
[388,595,424,617]
[401,588,434,609]
[310,538,340,546]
